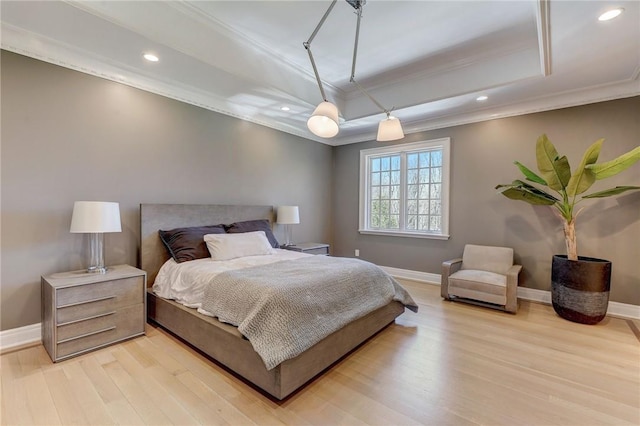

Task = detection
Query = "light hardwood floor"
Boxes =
[1,281,639,425]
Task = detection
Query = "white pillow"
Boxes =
[204,231,275,261]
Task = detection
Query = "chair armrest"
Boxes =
[441,258,463,299]
[504,264,522,313]
[506,264,522,281]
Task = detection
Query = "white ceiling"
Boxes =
[2,0,639,146]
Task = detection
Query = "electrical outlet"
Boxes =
[354,249,360,257]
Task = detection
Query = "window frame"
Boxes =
[358,138,451,240]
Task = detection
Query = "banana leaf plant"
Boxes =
[496,134,640,261]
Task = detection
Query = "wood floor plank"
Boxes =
[177,370,257,425]
[21,368,62,425]
[298,358,423,426]
[101,349,173,425]
[42,367,90,425]
[78,356,126,405]
[103,398,146,426]
[282,388,369,426]
[1,352,35,426]
[60,361,114,425]
[114,341,201,425]
[2,280,638,425]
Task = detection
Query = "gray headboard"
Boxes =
[140,204,275,285]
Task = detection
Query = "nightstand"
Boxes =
[281,243,330,255]
[41,264,146,362]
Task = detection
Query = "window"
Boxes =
[359,138,450,239]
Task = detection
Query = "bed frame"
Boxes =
[140,203,405,400]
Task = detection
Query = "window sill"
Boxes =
[358,229,450,240]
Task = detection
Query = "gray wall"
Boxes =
[2,50,638,332]
[333,97,640,305]
[1,51,333,331]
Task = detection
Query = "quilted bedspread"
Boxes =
[200,255,418,370]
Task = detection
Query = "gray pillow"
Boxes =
[225,219,279,248]
[159,225,226,263]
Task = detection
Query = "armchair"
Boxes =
[441,244,522,313]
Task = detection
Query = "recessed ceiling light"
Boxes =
[281,106,290,111]
[476,95,488,101]
[598,8,624,21]
[143,53,159,62]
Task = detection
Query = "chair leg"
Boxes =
[504,298,518,314]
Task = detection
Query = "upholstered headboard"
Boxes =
[140,204,275,285]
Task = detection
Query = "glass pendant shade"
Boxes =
[377,116,405,142]
[307,101,339,138]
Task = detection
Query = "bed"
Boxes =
[141,203,415,400]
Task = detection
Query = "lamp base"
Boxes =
[87,266,108,274]
[283,224,295,247]
[87,233,107,274]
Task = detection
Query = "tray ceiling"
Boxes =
[1,0,638,145]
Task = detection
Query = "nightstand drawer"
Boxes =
[56,303,144,359]
[56,276,143,308]
[57,310,116,341]
[57,303,142,341]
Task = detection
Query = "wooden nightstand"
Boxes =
[41,264,146,362]
[281,243,330,255]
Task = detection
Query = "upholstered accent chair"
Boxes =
[441,244,522,313]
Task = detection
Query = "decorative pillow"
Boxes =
[205,231,275,261]
[225,219,279,248]
[159,225,226,263]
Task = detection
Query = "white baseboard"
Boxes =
[0,323,41,352]
[382,266,640,320]
[1,268,638,350]
[380,266,440,285]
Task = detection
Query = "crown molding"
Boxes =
[2,21,637,148]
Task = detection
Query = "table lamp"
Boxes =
[70,201,122,273]
[277,206,300,247]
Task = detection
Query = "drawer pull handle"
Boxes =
[57,326,116,344]
[57,311,116,327]
[58,295,115,309]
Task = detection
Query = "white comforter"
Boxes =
[153,249,309,308]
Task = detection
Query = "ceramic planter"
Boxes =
[551,255,612,325]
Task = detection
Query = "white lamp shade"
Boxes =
[277,206,300,224]
[307,101,339,138]
[70,201,122,233]
[377,116,405,142]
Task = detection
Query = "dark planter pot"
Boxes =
[551,255,612,325]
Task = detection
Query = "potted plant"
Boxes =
[495,134,640,324]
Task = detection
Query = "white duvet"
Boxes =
[152,249,310,308]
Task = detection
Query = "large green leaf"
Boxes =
[512,179,559,200]
[496,180,557,205]
[566,139,603,198]
[536,135,571,191]
[585,146,640,179]
[582,186,640,198]
[514,161,547,185]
